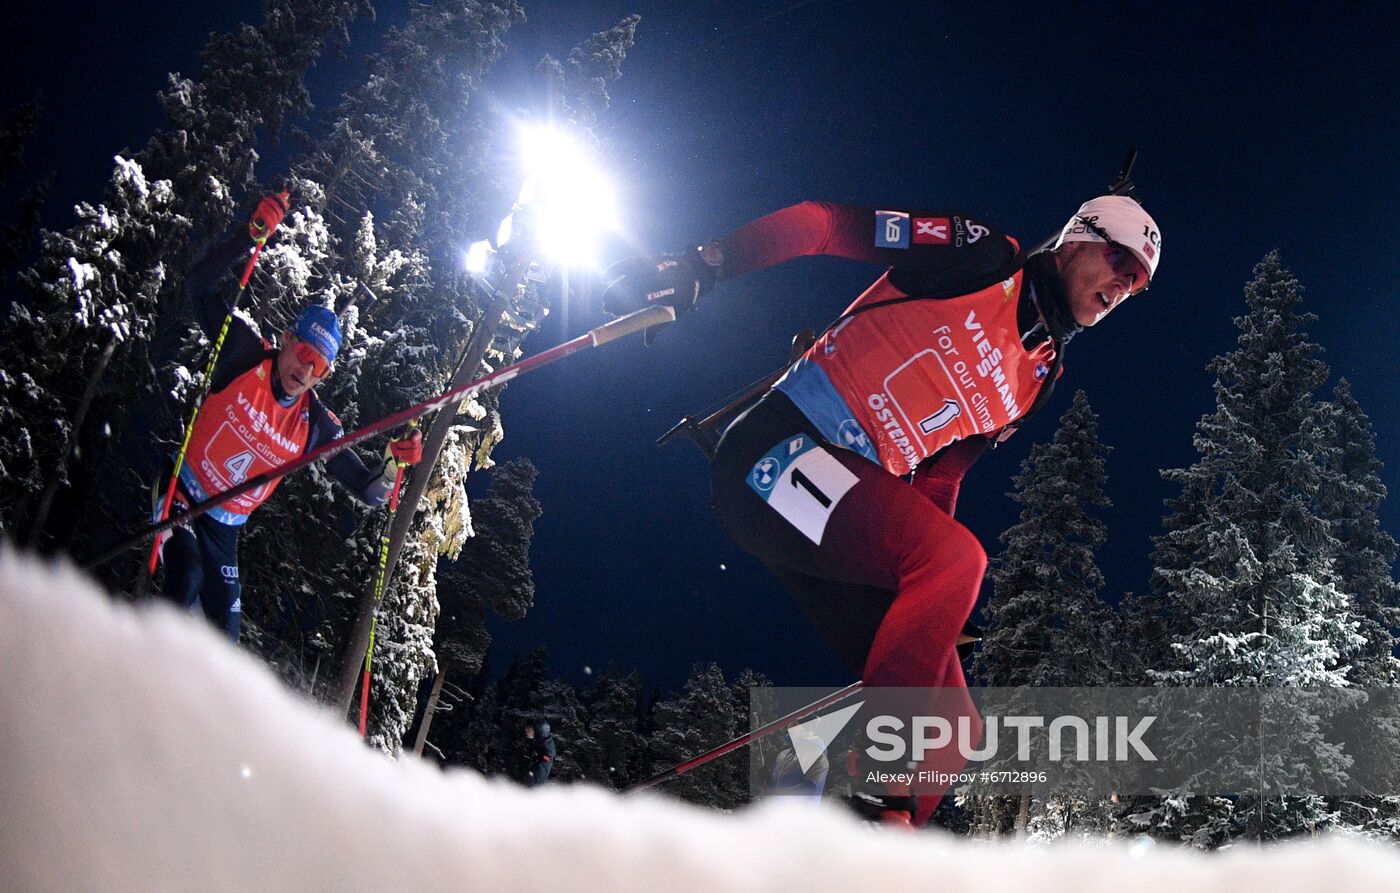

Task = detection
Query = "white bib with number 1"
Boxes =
[747,435,859,545]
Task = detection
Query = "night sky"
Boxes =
[7,3,1400,694]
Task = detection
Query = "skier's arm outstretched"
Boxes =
[600,201,1016,501]
[183,193,290,340]
[312,403,422,507]
[182,232,267,357]
[600,201,1018,318]
[715,201,1017,291]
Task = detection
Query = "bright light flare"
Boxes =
[465,239,493,274]
[517,125,618,268]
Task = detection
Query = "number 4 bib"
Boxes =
[747,434,859,545]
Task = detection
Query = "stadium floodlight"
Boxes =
[516,125,618,268]
[496,214,515,249]
[465,239,493,275]
[516,176,537,207]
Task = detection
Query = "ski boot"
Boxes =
[844,792,919,829]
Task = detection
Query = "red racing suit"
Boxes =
[709,201,1075,823]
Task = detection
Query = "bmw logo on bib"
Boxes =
[837,419,870,453]
[746,434,860,545]
[751,457,781,491]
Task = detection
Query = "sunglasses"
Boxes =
[292,339,333,378]
[1077,216,1150,295]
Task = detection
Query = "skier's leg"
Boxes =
[712,392,982,662]
[193,516,243,643]
[713,392,985,820]
[802,500,983,821]
[161,525,204,611]
[152,484,202,610]
[764,564,894,678]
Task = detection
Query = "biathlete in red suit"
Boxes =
[155,195,424,642]
[602,196,1161,825]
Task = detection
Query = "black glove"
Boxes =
[956,620,982,662]
[600,244,721,318]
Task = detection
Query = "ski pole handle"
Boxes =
[589,305,676,346]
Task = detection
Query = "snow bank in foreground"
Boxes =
[2,552,1398,892]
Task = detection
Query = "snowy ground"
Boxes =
[3,552,1399,892]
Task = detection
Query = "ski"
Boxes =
[627,680,865,792]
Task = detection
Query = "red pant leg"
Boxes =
[845,508,985,824]
[711,399,987,823]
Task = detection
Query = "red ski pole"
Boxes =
[145,191,288,580]
[627,681,865,792]
[357,424,414,738]
[145,241,266,577]
[85,303,678,571]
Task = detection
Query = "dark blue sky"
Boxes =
[7,3,1400,694]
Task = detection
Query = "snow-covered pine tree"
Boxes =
[233,1,529,744]
[1133,251,1361,845]
[973,390,1116,688]
[513,670,589,784]
[294,10,640,743]
[537,14,641,132]
[1314,379,1400,689]
[0,0,369,573]
[965,390,1117,839]
[577,669,647,789]
[1313,379,1400,837]
[452,648,550,779]
[1114,590,1173,686]
[731,668,778,801]
[649,663,747,809]
[436,661,503,773]
[407,457,541,755]
[476,647,589,783]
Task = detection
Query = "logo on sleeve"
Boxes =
[875,211,910,249]
[912,217,951,245]
[952,215,992,247]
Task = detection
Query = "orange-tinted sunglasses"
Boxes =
[292,340,333,377]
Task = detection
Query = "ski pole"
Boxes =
[145,191,288,580]
[357,422,414,738]
[85,303,679,571]
[627,680,865,793]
